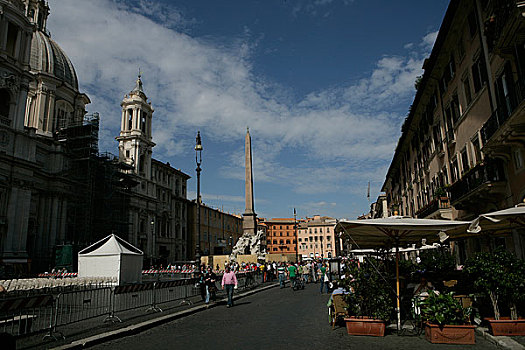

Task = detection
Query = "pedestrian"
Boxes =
[277,263,286,288]
[260,263,266,283]
[204,266,217,306]
[221,265,238,307]
[288,263,298,289]
[198,270,206,301]
[311,261,317,283]
[320,263,328,294]
[302,262,310,284]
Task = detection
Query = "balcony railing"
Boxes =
[445,128,455,144]
[0,115,11,127]
[481,78,525,144]
[416,197,450,219]
[449,160,506,203]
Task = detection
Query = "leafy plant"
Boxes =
[433,187,447,199]
[417,249,456,275]
[342,259,394,321]
[464,248,525,320]
[420,291,471,326]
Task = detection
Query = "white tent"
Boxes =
[78,234,143,285]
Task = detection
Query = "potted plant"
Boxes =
[342,260,394,337]
[420,291,475,344]
[464,248,525,336]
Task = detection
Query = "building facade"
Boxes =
[187,202,243,258]
[381,0,525,260]
[116,76,190,266]
[297,215,339,259]
[0,0,94,272]
[264,218,297,255]
[0,0,192,273]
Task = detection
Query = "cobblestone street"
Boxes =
[92,283,499,350]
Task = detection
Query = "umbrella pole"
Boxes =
[396,245,401,331]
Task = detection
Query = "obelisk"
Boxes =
[243,128,257,235]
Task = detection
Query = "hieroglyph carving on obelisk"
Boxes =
[243,128,257,236]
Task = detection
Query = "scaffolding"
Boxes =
[53,113,138,271]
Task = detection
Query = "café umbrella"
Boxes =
[335,216,471,331]
[468,202,525,234]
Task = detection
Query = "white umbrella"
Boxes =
[335,216,471,331]
[468,202,525,234]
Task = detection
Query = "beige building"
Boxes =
[187,202,243,258]
[381,0,525,261]
[297,215,340,259]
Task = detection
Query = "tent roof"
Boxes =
[79,234,143,256]
[335,216,471,248]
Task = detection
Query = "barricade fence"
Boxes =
[0,272,258,339]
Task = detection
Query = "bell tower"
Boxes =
[23,0,50,31]
[116,74,155,179]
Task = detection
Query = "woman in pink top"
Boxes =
[221,265,238,307]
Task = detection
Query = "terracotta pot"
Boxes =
[424,323,475,345]
[486,317,525,336]
[344,317,385,337]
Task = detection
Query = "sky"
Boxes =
[46,0,450,220]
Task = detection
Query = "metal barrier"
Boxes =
[0,272,260,340]
[0,295,54,336]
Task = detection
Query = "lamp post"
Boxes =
[320,235,324,259]
[229,235,233,254]
[294,208,298,263]
[150,219,155,267]
[195,131,203,263]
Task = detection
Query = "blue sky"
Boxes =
[47,0,449,220]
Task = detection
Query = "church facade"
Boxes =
[115,75,190,266]
[0,0,190,274]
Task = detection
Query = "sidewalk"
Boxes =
[16,279,275,350]
[475,327,525,350]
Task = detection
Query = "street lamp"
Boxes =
[320,235,324,259]
[229,235,233,254]
[294,208,298,263]
[195,131,203,263]
[150,219,155,267]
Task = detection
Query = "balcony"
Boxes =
[449,160,506,209]
[0,115,11,127]
[481,78,524,145]
[445,129,455,145]
[416,197,451,219]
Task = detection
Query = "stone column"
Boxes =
[4,187,31,259]
[242,128,257,236]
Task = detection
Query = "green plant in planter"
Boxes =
[464,248,525,320]
[342,259,394,321]
[433,187,447,199]
[417,249,456,275]
[420,291,471,326]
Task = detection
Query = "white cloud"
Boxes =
[422,31,439,49]
[46,0,436,212]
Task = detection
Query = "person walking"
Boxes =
[302,262,310,284]
[277,263,286,288]
[319,263,328,294]
[311,261,317,283]
[288,263,298,289]
[204,266,217,306]
[260,263,266,283]
[198,270,206,301]
[221,265,238,307]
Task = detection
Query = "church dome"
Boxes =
[29,31,79,90]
